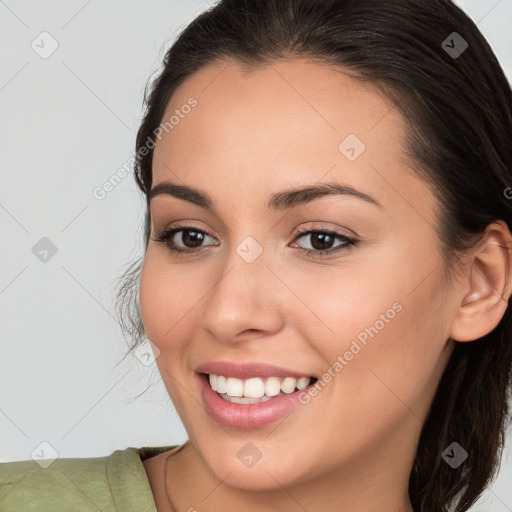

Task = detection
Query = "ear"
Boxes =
[450,220,512,342]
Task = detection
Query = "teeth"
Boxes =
[216,375,227,394]
[264,376,281,397]
[224,395,273,404]
[225,377,244,397]
[244,378,265,398]
[281,377,296,394]
[207,374,312,398]
[296,377,310,390]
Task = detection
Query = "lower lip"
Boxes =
[198,374,312,429]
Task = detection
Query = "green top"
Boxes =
[0,445,176,511]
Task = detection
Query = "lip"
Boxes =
[195,361,315,379]
[197,373,315,429]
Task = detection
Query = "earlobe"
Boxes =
[449,220,512,342]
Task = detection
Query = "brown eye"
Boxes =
[292,228,359,257]
[151,225,359,258]
[151,226,218,254]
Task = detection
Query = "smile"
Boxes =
[208,374,314,404]
[195,361,319,429]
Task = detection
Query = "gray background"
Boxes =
[1,1,511,510]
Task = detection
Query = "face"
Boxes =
[139,58,457,491]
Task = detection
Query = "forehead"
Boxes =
[151,58,435,225]
[154,58,400,162]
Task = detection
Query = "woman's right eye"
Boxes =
[151,226,218,255]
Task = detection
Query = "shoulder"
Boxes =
[0,445,175,512]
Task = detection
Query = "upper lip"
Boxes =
[196,361,315,379]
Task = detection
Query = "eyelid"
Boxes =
[161,223,218,246]
[155,222,356,243]
[152,221,360,259]
[293,222,357,239]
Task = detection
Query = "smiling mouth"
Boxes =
[202,373,318,404]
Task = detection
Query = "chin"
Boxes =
[193,437,310,491]
[215,461,302,491]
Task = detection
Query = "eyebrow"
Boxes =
[148,180,383,212]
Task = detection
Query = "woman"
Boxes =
[1,0,511,511]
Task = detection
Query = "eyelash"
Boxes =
[151,224,359,258]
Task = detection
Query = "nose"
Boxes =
[200,244,286,344]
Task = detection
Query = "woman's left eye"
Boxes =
[292,228,359,257]
[151,225,359,257]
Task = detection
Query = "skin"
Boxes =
[139,58,512,512]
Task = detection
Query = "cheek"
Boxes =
[139,252,200,347]
[290,243,450,401]
[308,236,445,350]
[283,254,407,360]
[139,255,201,416]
